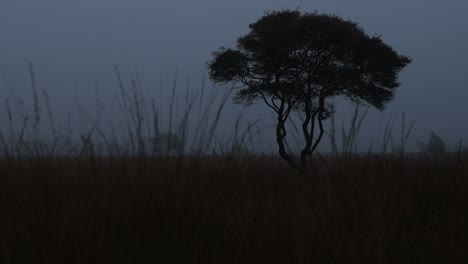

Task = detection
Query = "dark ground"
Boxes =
[1,154,467,263]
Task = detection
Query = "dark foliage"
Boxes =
[209,10,411,171]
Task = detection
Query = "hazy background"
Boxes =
[1,0,467,152]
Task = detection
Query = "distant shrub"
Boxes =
[153,132,185,155]
[417,131,447,157]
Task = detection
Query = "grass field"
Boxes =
[1,153,467,263]
[1,66,467,263]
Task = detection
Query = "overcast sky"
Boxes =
[0,0,467,152]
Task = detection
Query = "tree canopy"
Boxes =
[208,10,411,172]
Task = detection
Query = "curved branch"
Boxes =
[309,97,326,154]
[259,90,280,113]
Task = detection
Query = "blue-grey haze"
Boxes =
[0,0,467,153]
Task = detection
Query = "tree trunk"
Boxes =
[299,96,326,173]
[275,99,301,171]
[276,114,300,170]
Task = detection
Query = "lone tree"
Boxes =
[208,10,411,172]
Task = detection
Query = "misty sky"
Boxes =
[1,0,467,152]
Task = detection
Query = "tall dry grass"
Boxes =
[0,155,467,263]
[0,64,467,263]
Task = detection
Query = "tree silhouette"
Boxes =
[208,10,411,172]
